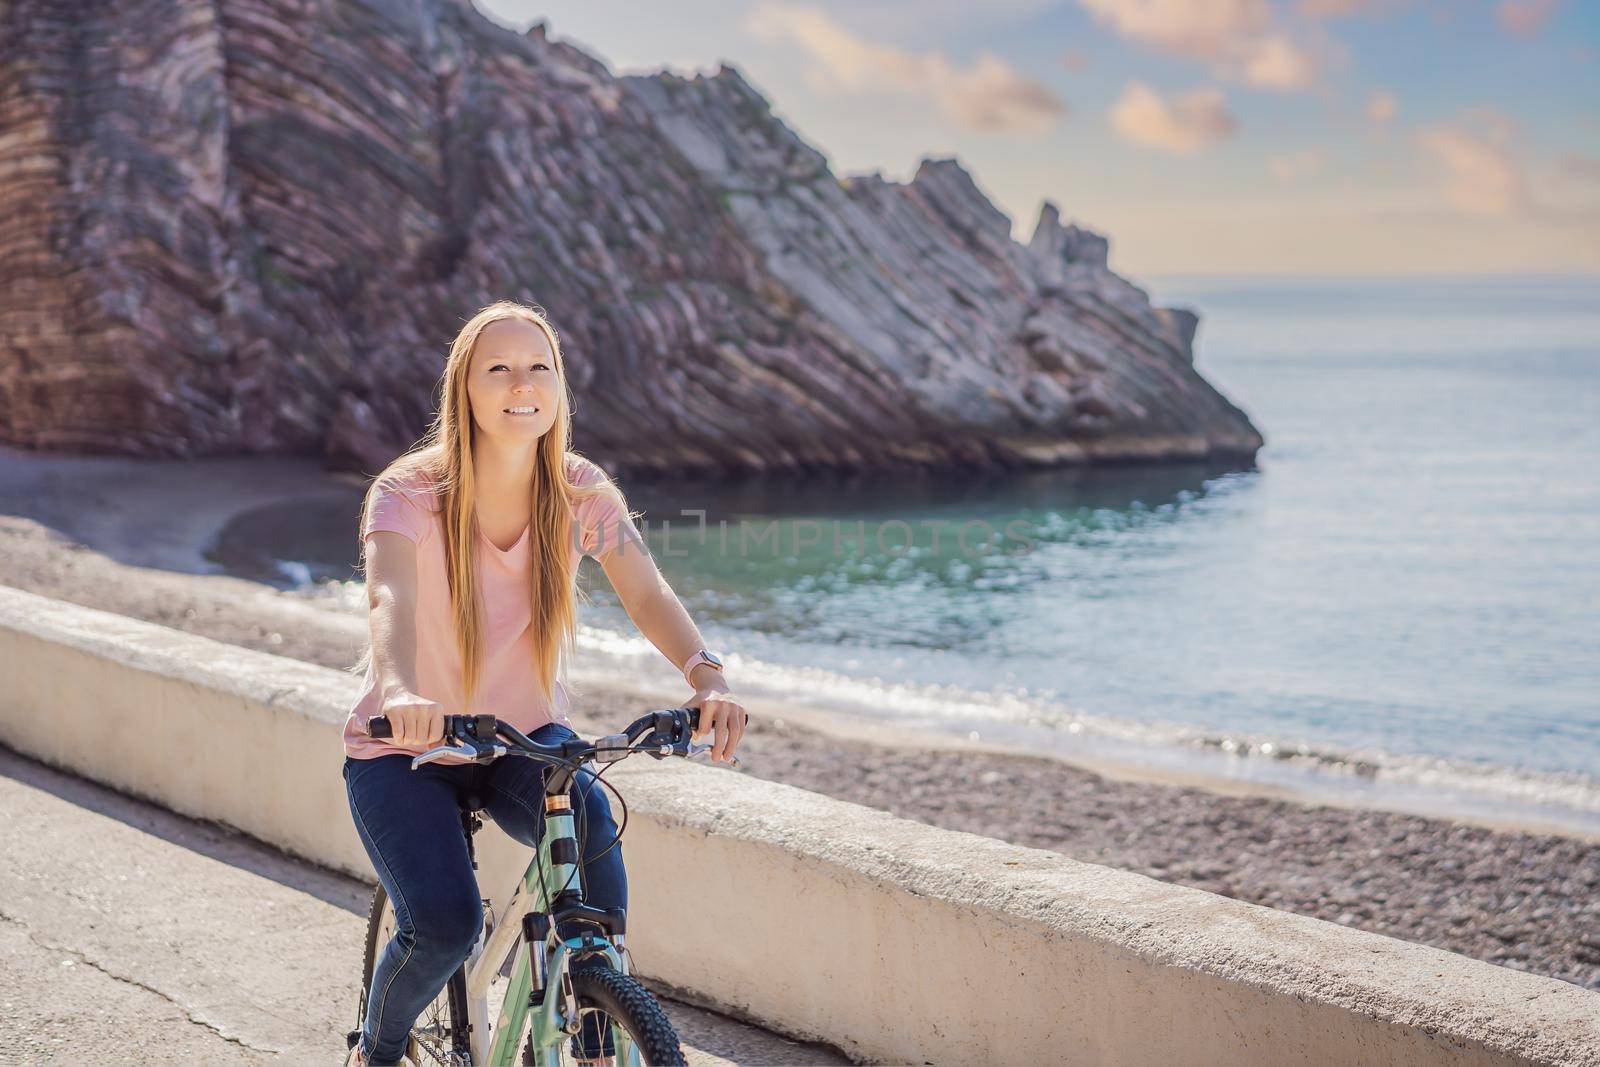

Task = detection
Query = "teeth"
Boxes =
[505,407,539,414]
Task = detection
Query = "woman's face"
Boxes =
[465,318,562,446]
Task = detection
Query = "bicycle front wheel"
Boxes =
[524,962,686,1066]
[358,885,472,1067]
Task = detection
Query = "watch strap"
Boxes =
[682,649,724,688]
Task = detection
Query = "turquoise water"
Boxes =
[237,275,1600,828]
[600,275,1600,826]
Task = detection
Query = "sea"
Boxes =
[217,274,1600,836]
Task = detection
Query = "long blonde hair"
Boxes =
[358,300,617,708]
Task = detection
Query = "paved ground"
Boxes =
[0,745,848,1066]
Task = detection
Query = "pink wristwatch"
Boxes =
[682,649,725,688]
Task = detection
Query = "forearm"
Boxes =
[367,584,421,696]
[624,587,728,691]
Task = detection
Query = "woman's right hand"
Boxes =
[378,688,445,748]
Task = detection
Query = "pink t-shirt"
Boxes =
[342,454,634,762]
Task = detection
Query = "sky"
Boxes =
[473,0,1600,277]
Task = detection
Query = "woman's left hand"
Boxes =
[684,686,748,764]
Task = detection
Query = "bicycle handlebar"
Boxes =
[365,707,711,769]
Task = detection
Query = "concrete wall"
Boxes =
[1,585,1595,1066]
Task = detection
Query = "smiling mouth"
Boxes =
[504,407,540,416]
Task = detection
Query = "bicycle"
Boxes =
[347,707,718,1066]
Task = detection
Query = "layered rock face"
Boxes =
[0,0,1262,475]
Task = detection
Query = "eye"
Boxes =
[488,363,508,372]
[533,362,551,372]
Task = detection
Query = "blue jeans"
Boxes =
[344,722,625,1066]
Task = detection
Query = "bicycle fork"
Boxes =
[478,794,631,1065]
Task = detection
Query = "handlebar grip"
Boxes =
[373,708,696,743]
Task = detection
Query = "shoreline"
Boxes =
[563,614,1600,842]
[12,443,1591,840]
[681,693,1600,843]
[1,449,1597,990]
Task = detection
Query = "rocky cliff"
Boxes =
[0,0,1262,476]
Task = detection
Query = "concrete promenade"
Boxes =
[3,584,1598,1066]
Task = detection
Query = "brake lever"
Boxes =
[412,742,491,769]
[686,742,740,768]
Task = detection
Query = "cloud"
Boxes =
[1557,153,1600,183]
[1077,0,1320,90]
[1235,33,1319,90]
[1366,89,1398,125]
[1296,0,1408,18]
[942,53,1071,133]
[1270,148,1327,182]
[1297,0,1369,13]
[745,3,1067,134]
[1109,82,1238,154]
[815,0,1058,37]
[1496,0,1562,36]
[1410,117,1600,231]
[1417,109,1531,217]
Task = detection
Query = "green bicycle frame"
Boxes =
[462,800,638,1066]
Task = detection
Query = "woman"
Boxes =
[341,300,746,1066]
